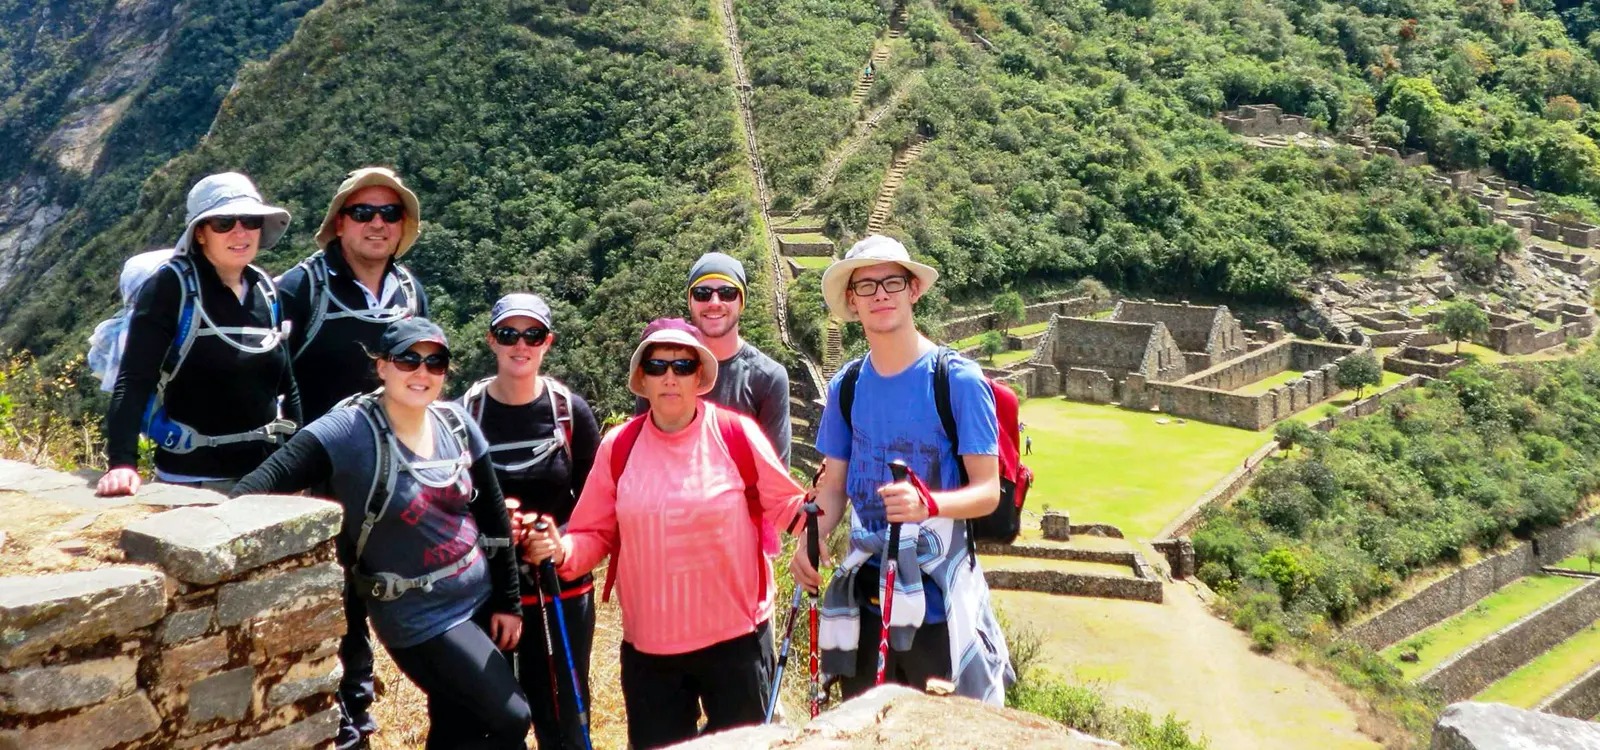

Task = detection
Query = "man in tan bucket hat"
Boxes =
[274,166,429,750]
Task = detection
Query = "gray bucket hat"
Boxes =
[174,172,291,255]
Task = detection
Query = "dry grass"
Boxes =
[0,491,154,576]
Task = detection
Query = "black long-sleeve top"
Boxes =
[277,243,429,421]
[230,405,521,628]
[104,251,301,478]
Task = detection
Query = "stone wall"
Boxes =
[1341,513,1600,651]
[984,569,1163,604]
[776,236,834,257]
[1536,661,1600,720]
[1135,340,1359,430]
[941,294,1108,343]
[1051,317,1186,383]
[1158,438,1280,540]
[1112,299,1248,369]
[1219,104,1314,137]
[1487,319,1582,356]
[1420,578,1600,703]
[1368,329,1448,347]
[1384,346,1465,379]
[1062,367,1116,403]
[0,462,343,750]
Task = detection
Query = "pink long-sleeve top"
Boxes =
[558,402,805,655]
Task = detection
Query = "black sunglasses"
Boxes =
[388,350,450,375]
[341,203,405,224]
[491,326,550,347]
[690,285,741,303]
[202,215,266,233]
[641,358,701,377]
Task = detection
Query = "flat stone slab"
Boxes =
[216,562,341,627]
[121,495,340,584]
[0,692,160,750]
[0,654,137,714]
[1432,701,1600,749]
[0,567,166,668]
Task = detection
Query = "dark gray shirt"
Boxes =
[636,342,791,466]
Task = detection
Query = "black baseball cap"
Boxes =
[377,317,450,357]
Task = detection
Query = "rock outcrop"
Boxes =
[675,685,1119,749]
[1431,702,1600,750]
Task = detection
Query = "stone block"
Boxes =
[0,654,137,714]
[189,666,255,724]
[217,562,341,627]
[219,706,339,750]
[160,634,229,684]
[1432,701,1600,750]
[1040,511,1071,541]
[161,606,215,644]
[0,692,160,750]
[266,656,343,707]
[0,567,165,668]
[250,598,344,658]
[175,726,238,749]
[121,495,340,584]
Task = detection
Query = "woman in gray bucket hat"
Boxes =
[97,172,301,496]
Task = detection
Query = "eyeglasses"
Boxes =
[388,350,450,375]
[641,358,701,377]
[690,285,741,303]
[202,216,266,233]
[341,203,405,224]
[491,326,550,347]
[849,275,912,297]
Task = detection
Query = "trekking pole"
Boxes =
[534,519,593,750]
[804,497,824,717]
[764,586,804,723]
[512,504,562,725]
[503,499,526,685]
[877,461,909,686]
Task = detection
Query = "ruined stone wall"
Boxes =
[1179,339,1295,391]
[0,462,343,750]
[1341,514,1600,651]
[1384,347,1465,379]
[940,294,1106,342]
[1421,579,1600,703]
[776,238,833,257]
[1052,317,1184,381]
[1537,662,1600,720]
[1112,300,1246,366]
[1488,320,1571,356]
[1062,368,1116,403]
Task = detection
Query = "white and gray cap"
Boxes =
[173,172,291,255]
[490,292,554,329]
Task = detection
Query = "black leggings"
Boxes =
[387,611,532,750]
[620,622,774,750]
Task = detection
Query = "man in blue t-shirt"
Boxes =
[793,234,1009,702]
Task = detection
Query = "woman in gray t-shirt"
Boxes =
[235,318,531,748]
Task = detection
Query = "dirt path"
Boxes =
[996,584,1379,750]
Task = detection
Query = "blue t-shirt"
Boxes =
[307,402,492,649]
[816,348,999,623]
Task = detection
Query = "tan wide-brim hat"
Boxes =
[174,172,291,255]
[627,318,719,398]
[314,167,423,257]
[821,234,940,321]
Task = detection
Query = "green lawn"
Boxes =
[1011,320,1051,336]
[791,255,832,269]
[1550,552,1600,572]
[1475,619,1600,707]
[983,348,1035,367]
[1233,369,1306,396]
[778,232,833,245]
[1019,399,1269,539]
[1289,370,1410,425]
[1383,574,1589,680]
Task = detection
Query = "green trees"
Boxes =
[1335,351,1382,400]
[993,291,1024,336]
[978,330,1006,363]
[1434,301,1490,354]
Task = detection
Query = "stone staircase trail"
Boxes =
[792,70,923,219]
[713,0,828,434]
[823,322,845,379]
[866,135,930,234]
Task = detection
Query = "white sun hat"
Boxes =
[173,172,291,255]
[820,234,940,321]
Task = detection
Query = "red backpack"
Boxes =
[839,347,1032,547]
[600,404,775,602]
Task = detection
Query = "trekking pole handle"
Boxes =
[888,460,909,483]
[805,503,822,582]
[886,460,907,555]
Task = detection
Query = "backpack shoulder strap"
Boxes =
[462,377,495,422]
[294,252,331,358]
[837,357,865,432]
[714,405,771,604]
[354,395,395,565]
[933,347,962,477]
[544,377,575,460]
[159,256,204,392]
[246,264,283,328]
[601,413,651,603]
[396,264,422,314]
[432,402,473,450]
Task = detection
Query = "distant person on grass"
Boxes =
[638,252,791,467]
[233,318,530,749]
[97,172,300,498]
[526,319,806,749]
[791,235,1013,704]
[275,166,429,750]
[1025,434,1032,456]
[462,293,602,750]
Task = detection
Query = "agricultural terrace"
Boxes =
[1382,574,1589,680]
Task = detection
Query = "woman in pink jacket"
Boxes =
[525,318,804,749]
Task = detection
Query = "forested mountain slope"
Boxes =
[2,0,1600,413]
[0,0,778,416]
